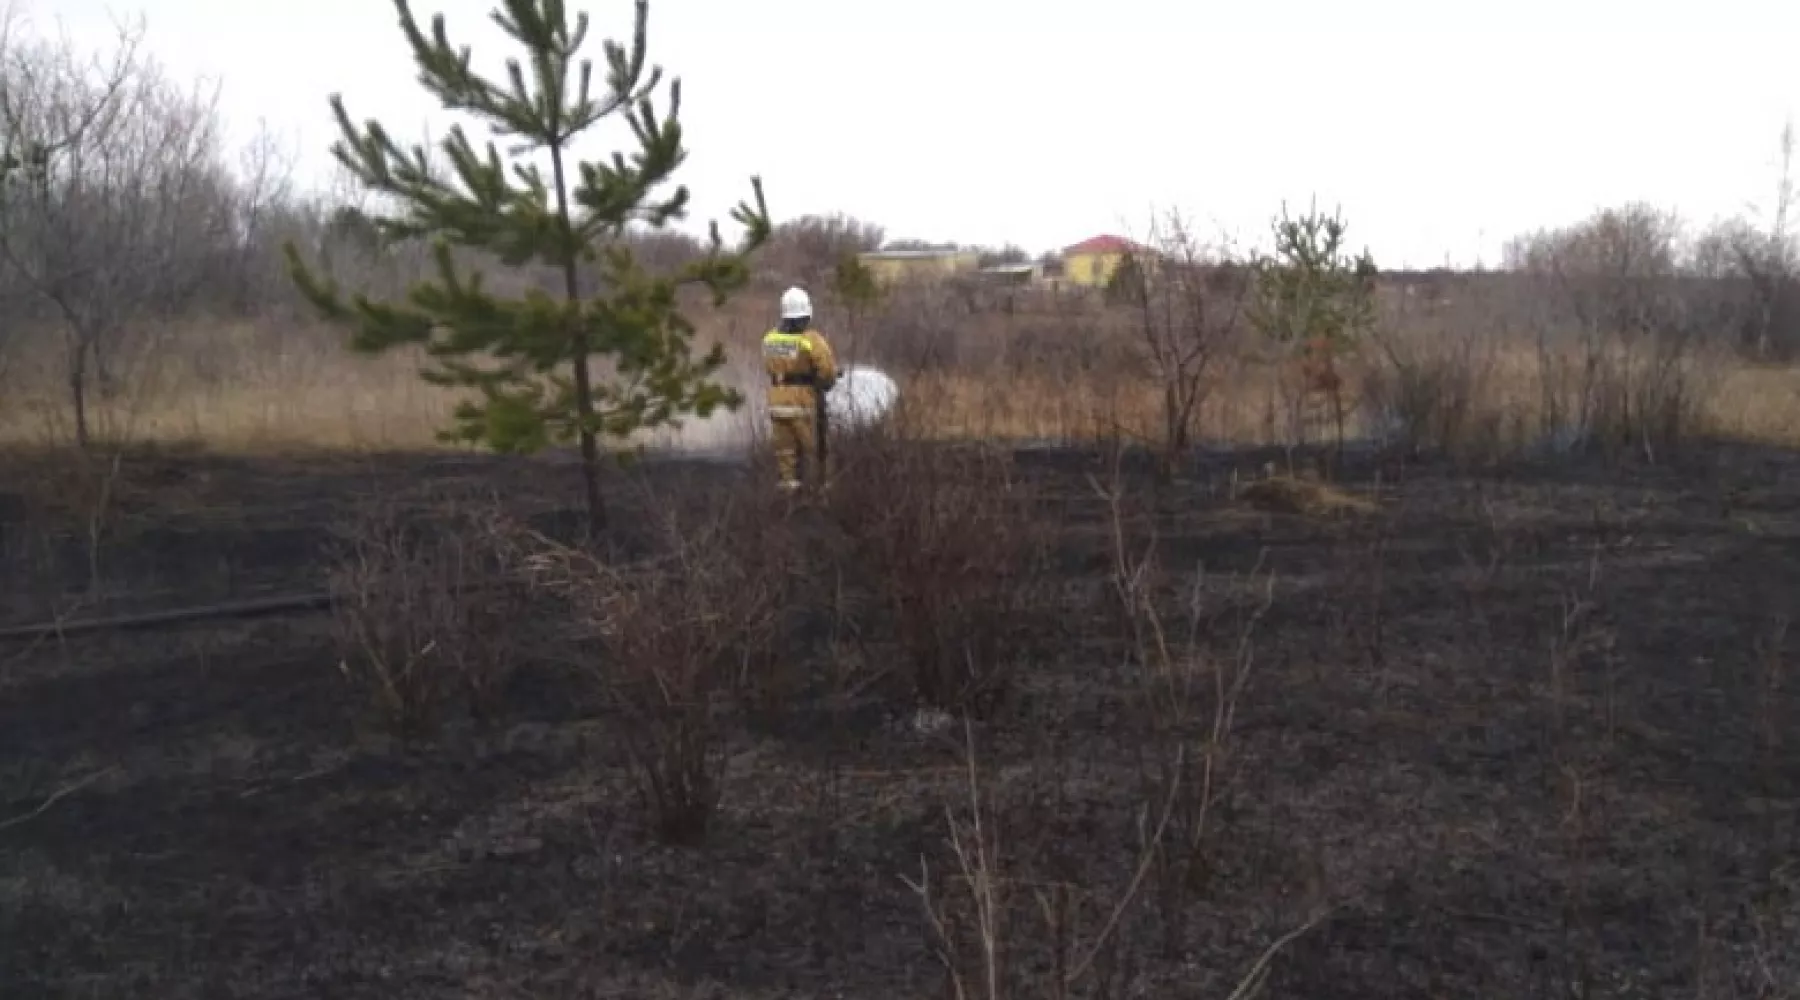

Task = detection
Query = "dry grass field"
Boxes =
[3,287,1799,455]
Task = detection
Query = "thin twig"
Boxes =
[0,767,117,832]
[1221,905,1335,1000]
[1065,743,1185,984]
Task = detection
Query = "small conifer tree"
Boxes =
[286,0,770,534]
[1248,201,1378,466]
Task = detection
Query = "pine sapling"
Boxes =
[1248,201,1378,470]
[286,0,770,535]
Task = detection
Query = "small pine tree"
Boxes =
[1248,201,1378,467]
[285,0,770,535]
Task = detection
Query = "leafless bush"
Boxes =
[1360,321,1515,462]
[1505,203,1720,460]
[1505,203,1687,323]
[826,431,1052,719]
[1114,211,1252,479]
[0,443,137,624]
[1532,325,1716,462]
[1095,464,1286,959]
[506,485,796,844]
[906,732,1329,1000]
[1002,307,1130,378]
[860,282,973,374]
[325,497,523,740]
[903,720,1177,1000]
[903,482,1323,1000]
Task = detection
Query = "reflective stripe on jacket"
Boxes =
[762,328,838,414]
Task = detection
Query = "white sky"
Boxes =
[35,0,1800,267]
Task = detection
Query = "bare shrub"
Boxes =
[1735,122,1800,358]
[506,485,795,844]
[1360,320,1516,462]
[0,444,145,624]
[1528,310,1717,463]
[325,497,523,740]
[1095,464,1288,960]
[856,281,974,375]
[895,452,1319,993]
[903,720,1177,1000]
[1506,203,1721,460]
[1546,333,1716,461]
[906,739,1331,1000]
[1114,211,1252,480]
[825,431,1052,720]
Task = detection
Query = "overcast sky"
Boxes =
[36,0,1800,267]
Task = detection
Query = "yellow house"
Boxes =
[855,248,981,287]
[1061,235,1154,288]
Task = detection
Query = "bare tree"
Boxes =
[1687,218,1753,280]
[0,13,139,439]
[0,15,241,445]
[1115,211,1250,482]
[1503,202,1687,338]
[1726,121,1799,357]
[210,120,300,314]
[762,212,885,285]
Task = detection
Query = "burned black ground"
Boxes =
[1,443,1797,998]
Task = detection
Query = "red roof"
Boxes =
[1063,234,1146,255]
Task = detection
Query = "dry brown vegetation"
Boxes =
[326,494,528,738]
[6,14,1800,1000]
[4,251,1795,464]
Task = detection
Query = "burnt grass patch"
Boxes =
[2,442,1798,998]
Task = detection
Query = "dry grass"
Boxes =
[3,303,1800,458]
[1706,362,1800,444]
[0,324,464,452]
[1235,475,1379,517]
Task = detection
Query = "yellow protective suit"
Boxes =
[761,322,838,488]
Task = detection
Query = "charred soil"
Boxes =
[2,443,1798,998]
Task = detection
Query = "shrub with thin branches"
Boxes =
[325,497,522,740]
[826,430,1053,720]
[903,465,1326,1000]
[505,486,795,844]
[1095,459,1287,960]
[1534,327,1717,462]
[1360,324,1515,462]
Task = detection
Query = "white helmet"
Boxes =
[780,286,813,320]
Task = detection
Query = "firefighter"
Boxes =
[762,286,838,491]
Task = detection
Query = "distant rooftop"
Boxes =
[1063,234,1150,255]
